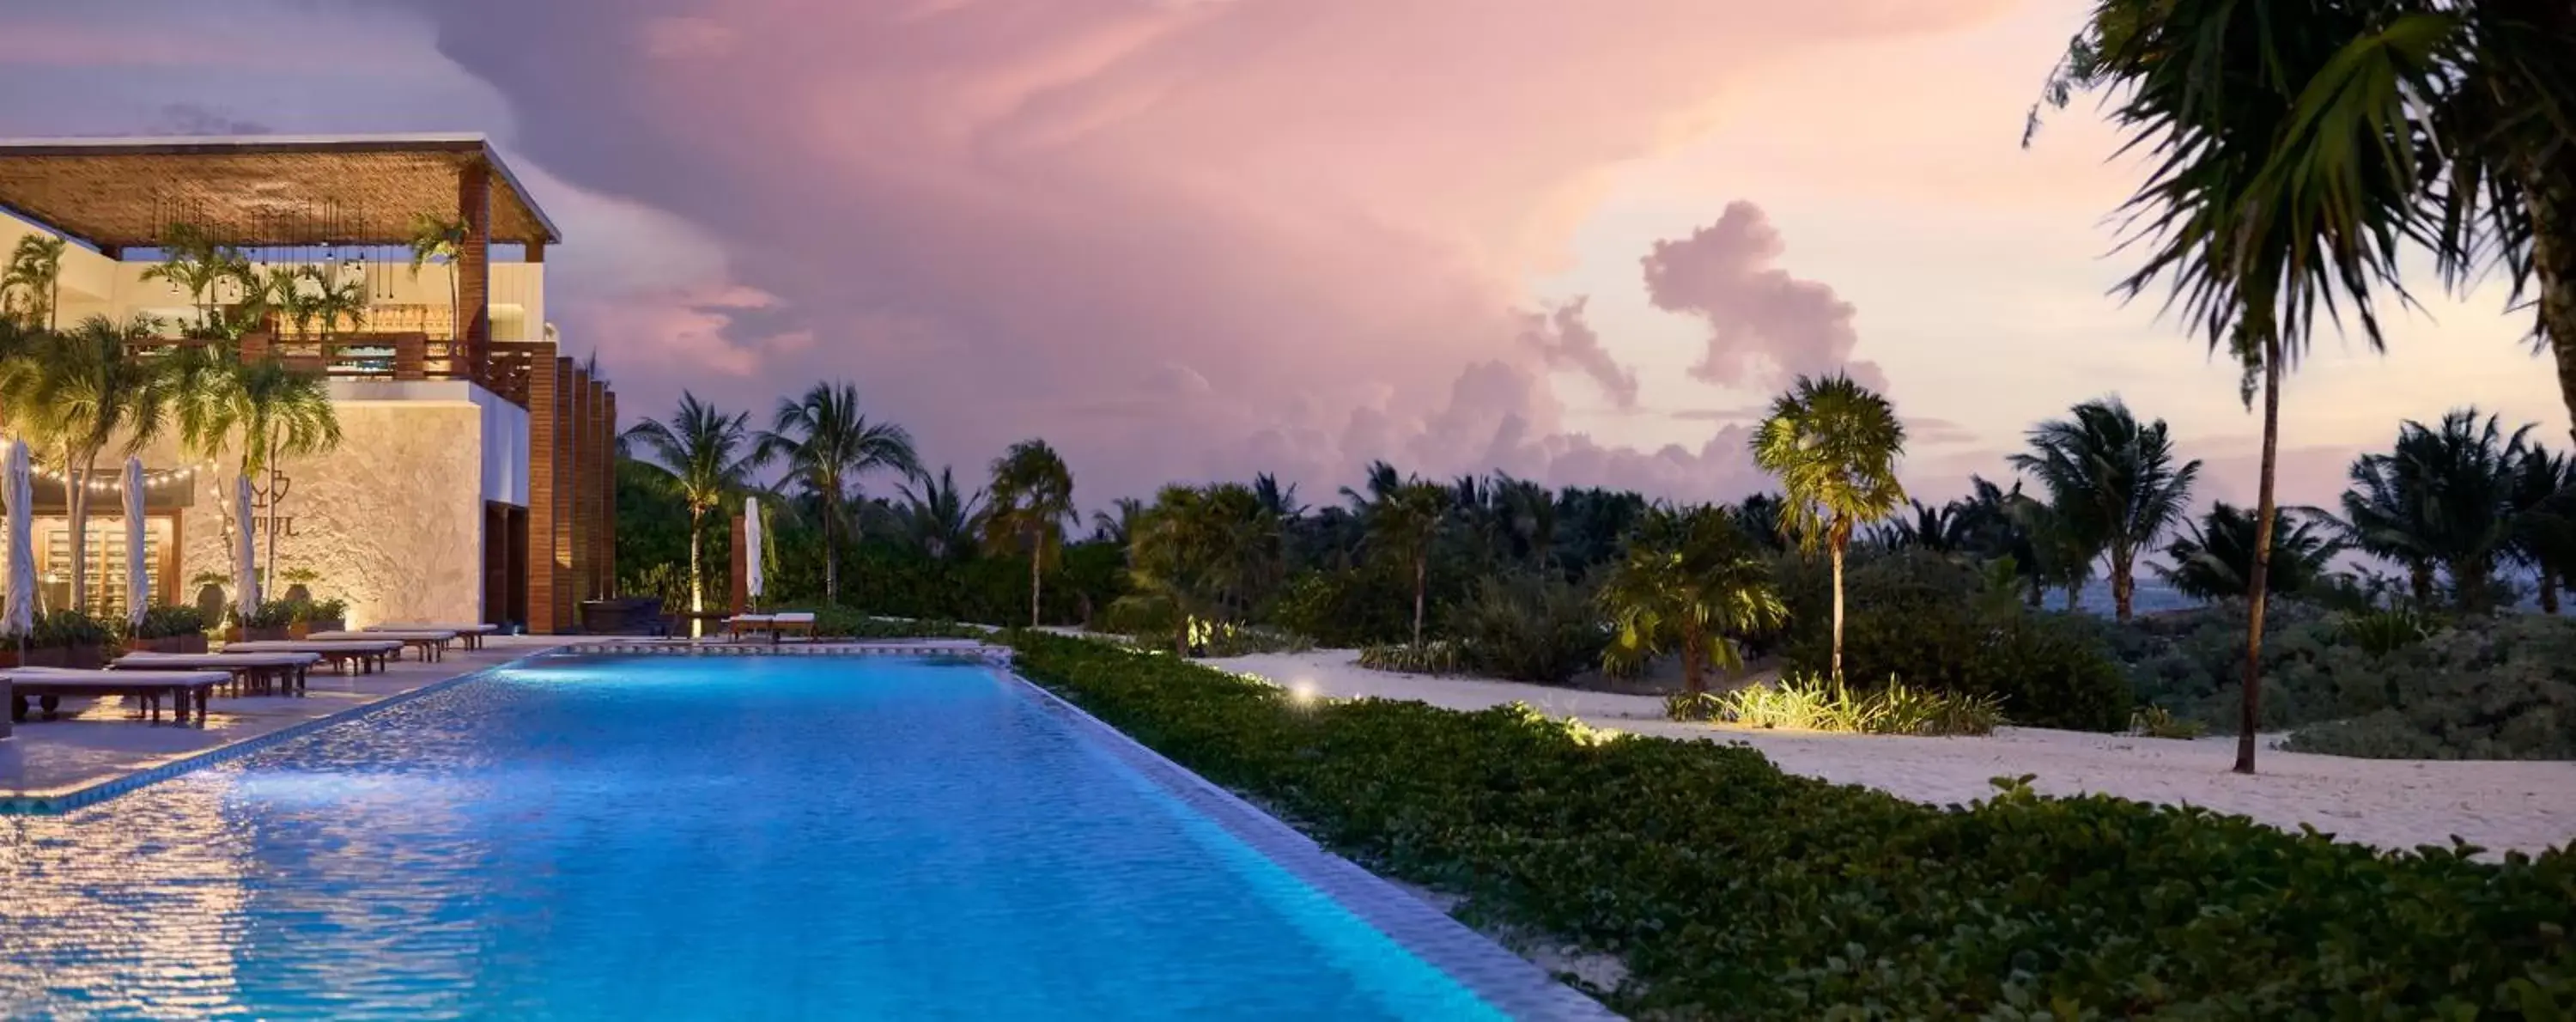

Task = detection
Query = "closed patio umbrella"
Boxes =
[124,457,146,627]
[234,475,259,624]
[744,496,764,611]
[4,441,33,740]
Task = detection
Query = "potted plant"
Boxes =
[128,605,211,654]
[27,609,115,669]
[289,597,347,637]
[241,599,297,642]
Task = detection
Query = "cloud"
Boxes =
[146,103,271,137]
[376,0,2011,502]
[1905,416,1981,447]
[1517,298,1639,410]
[1643,200,1887,393]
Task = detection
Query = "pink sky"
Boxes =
[0,0,2558,512]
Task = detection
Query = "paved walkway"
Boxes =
[2,636,566,802]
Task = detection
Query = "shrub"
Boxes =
[1778,550,2129,730]
[2337,605,2437,657]
[29,609,112,649]
[290,597,348,624]
[243,599,300,630]
[1182,618,1313,657]
[1356,641,1467,675]
[132,604,210,640]
[1270,567,1414,648]
[1004,630,2576,1017]
[1684,674,2002,737]
[2129,704,2207,739]
[804,606,987,641]
[1443,572,1605,684]
[2281,615,2576,760]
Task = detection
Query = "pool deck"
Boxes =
[0,636,572,810]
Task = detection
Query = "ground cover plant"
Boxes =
[1004,630,2576,1018]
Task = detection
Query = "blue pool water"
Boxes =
[0,655,1514,1019]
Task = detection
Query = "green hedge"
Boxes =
[1001,630,2576,1017]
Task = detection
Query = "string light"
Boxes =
[25,464,201,493]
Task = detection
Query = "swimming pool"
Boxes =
[0,653,1602,1019]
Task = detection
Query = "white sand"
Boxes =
[1211,649,2576,856]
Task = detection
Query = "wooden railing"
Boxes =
[123,332,545,408]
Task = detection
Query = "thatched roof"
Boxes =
[0,134,559,250]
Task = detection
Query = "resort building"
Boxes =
[0,135,616,633]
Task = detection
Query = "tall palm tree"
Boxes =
[2032,0,2433,773]
[3,234,66,331]
[1367,480,1451,648]
[11,315,173,611]
[407,213,468,342]
[982,439,1076,628]
[1750,373,1907,683]
[620,392,758,612]
[2340,409,2531,610]
[2008,398,2202,621]
[2158,502,2348,603]
[894,466,984,561]
[138,225,237,336]
[1597,505,1787,695]
[1127,483,1277,651]
[754,382,920,604]
[198,356,343,592]
[2413,4,2576,448]
[261,266,325,344]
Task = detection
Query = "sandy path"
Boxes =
[1210,649,2576,855]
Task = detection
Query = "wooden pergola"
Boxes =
[0,134,560,381]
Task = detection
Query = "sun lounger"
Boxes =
[116,651,322,697]
[363,623,499,650]
[3,667,229,727]
[221,639,403,674]
[725,612,817,643]
[304,630,456,662]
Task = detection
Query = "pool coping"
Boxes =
[1001,668,1625,1022]
[0,647,570,815]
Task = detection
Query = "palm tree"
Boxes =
[261,266,325,344]
[620,392,758,612]
[307,264,368,342]
[894,466,984,561]
[1879,499,1968,553]
[10,315,173,611]
[982,439,1076,628]
[2411,5,2576,448]
[2339,409,2531,610]
[2508,444,2576,612]
[754,382,920,604]
[3,234,66,331]
[1953,476,2045,602]
[1127,483,1278,652]
[1597,505,1788,695]
[407,213,468,342]
[1493,473,1558,569]
[1750,373,1907,683]
[2032,0,2432,774]
[1366,480,1450,648]
[198,356,343,592]
[2158,502,2348,603]
[1091,496,1147,546]
[2008,398,2202,622]
[138,225,237,336]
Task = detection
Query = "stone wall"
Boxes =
[165,401,487,628]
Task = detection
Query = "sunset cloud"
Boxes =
[1643,201,1887,393]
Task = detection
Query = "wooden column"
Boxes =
[550,357,577,632]
[523,340,562,632]
[457,160,493,383]
[592,382,615,599]
[568,365,594,611]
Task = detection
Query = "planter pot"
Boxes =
[307,617,344,635]
[21,645,104,669]
[288,621,308,639]
[243,626,291,642]
[222,625,242,643]
[129,635,210,655]
[0,648,19,668]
